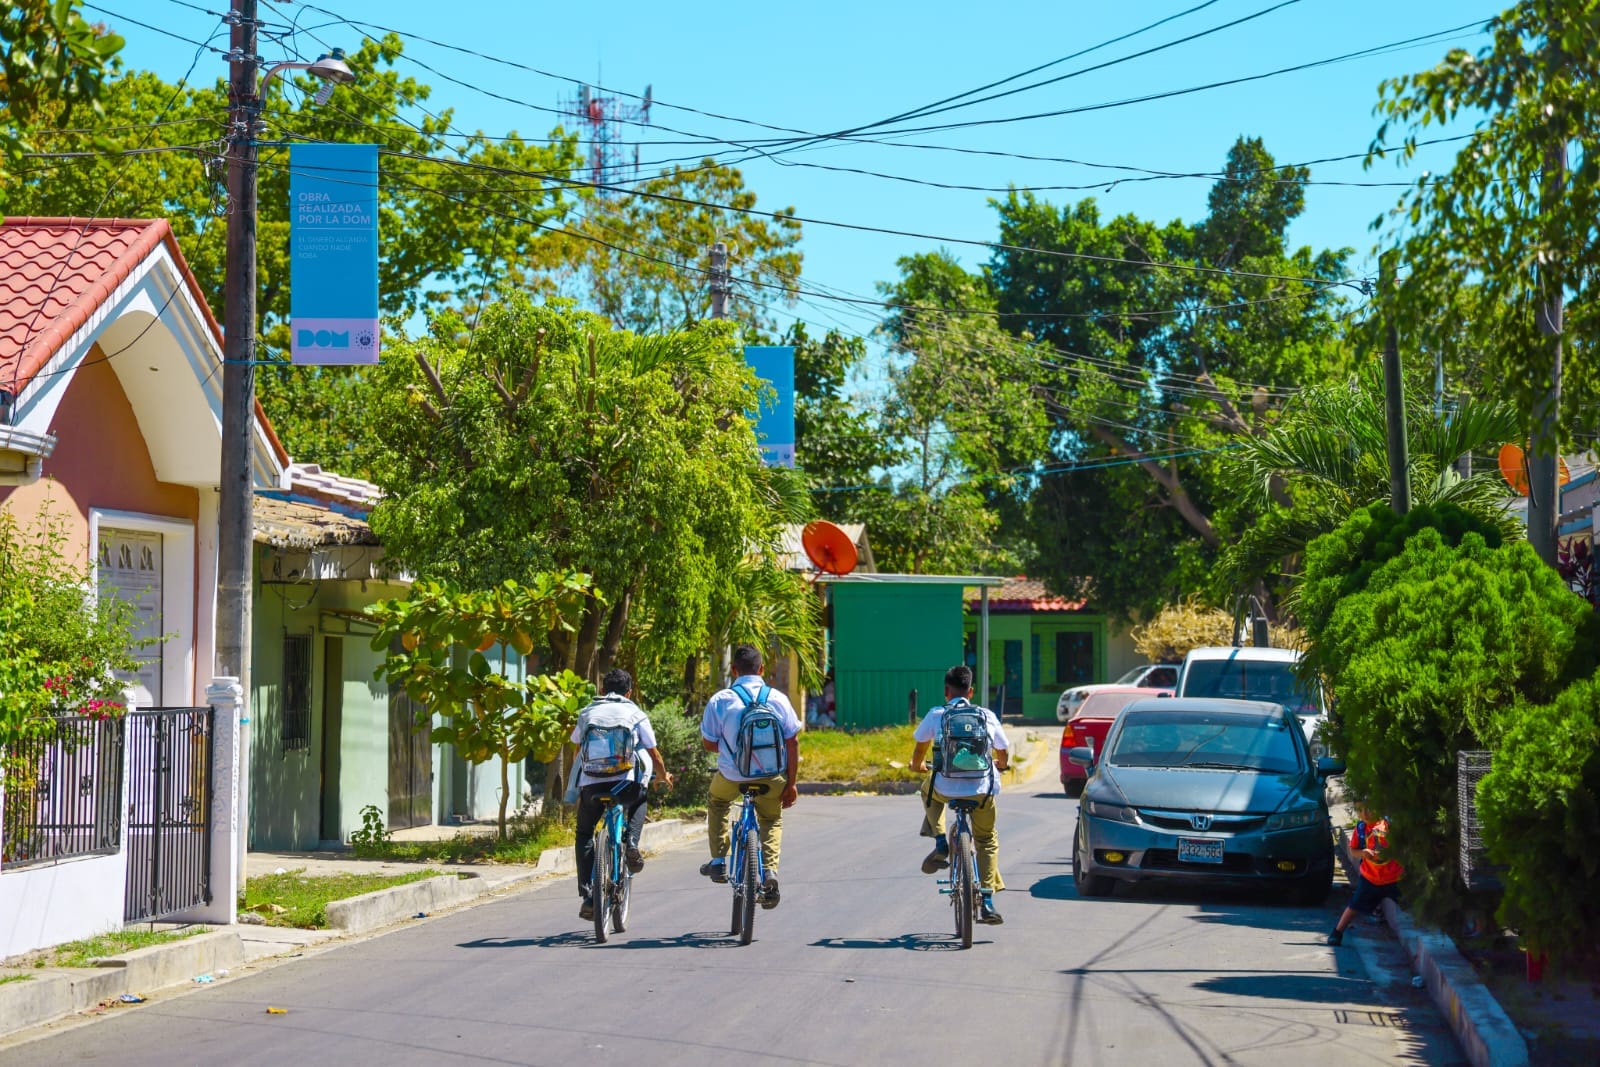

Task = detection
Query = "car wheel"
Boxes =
[1063,778,1085,799]
[1291,864,1334,907]
[1072,827,1115,898]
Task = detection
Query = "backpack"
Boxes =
[938,700,993,780]
[732,684,787,779]
[578,706,638,778]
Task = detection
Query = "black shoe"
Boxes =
[625,846,645,874]
[759,876,780,910]
[700,859,728,883]
[921,848,950,874]
[978,898,1004,925]
[1326,929,1344,946]
[579,898,594,921]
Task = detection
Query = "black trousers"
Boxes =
[575,780,649,896]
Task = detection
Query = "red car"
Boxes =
[1059,685,1172,797]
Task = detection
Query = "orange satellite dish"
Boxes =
[1498,444,1571,494]
[1499,443,1529,495]
[801,520,858,576]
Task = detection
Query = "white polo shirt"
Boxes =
[570,695,656,789]
[700,675,801,782]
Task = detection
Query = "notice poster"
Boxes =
[289,143,380,365]
[744,345,795,467]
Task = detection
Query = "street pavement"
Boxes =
[1,789,1464,1066]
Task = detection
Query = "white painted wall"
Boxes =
[0,852,129,959]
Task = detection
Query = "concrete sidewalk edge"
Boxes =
[1333,822,1528,1067]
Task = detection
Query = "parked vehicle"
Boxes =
[1069,698,1342,903]
[1059,685,1170,797]
[1175,646,1328,757]
[1056,663,1179,723]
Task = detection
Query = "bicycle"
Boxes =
[938,799,982,948]
[725,783,770,945]
[588,782,633,943]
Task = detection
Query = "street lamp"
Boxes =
[220,0,355,875]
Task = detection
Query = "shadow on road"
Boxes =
[607,931,746,950]
[1190,972,1374,1003]
[457,932,594,949]
[1029,874,1080,900]
[810,933,975,952]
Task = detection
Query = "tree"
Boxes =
[1218,373,1521,592]
[987,138,1356,618]
[5,34,580,468]
[360,297,795,688]
[367,576,594,837]
[543,161,802,335]
[0,0,122,175]
[1370,0,1600,558]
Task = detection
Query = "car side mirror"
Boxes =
[1315,756,1345,778]
[1156,690,1172,698]
[1067,746,1096,768]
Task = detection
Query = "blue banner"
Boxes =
[744,345,795,468]
[289,143,380,365]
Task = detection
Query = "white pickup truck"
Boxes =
[1175,646,1330,757]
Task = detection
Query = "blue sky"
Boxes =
[104,0,1492,346]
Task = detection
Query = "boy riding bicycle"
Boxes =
[699,644,800,909]
[569,668,672,921]
[910,664,1010,925]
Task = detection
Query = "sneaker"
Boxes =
[625,846,645,874]
[978,898,1004,925]
[759,876,780,910]
[700,859,728,883]
[1326,929,1344,946]
[921,848,950,874]
[579,898,595,921]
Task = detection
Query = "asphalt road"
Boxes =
[2,789,1464,1066]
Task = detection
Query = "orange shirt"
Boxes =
[1352,820,1404,885]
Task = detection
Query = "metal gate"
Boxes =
[124,708,215,923]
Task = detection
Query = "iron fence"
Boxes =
[1458,749,1503,891]
[124,707,215,923]
[1,715,126,870]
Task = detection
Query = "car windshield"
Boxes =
[1108,709,1303,774]
[1182,659,1322,715]
[1114,667,1146,684]
[1073,690,1152,720]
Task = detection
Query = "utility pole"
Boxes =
[1380,250,1411,514]
[1528,138,1567,568]
[221,0,260,877]
[708,241,730,320]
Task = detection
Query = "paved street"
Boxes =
[2,791,1463,1066]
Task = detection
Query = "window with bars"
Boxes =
[281,633,312,752]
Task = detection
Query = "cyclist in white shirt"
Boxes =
[910,664,1010,925]
[570,668,672,921]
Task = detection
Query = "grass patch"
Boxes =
[353,810,576,865]
[240,868,444,928]
[799,724,921,784]
[0,972,34,985]
[46,927,200,968]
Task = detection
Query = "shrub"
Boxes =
[645,700,715,809]
[1306,527,1590,920]
[1477,675,1600,962]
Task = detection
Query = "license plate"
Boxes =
[1177,837,1224,864]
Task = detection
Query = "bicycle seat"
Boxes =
[740,784,772,796]
[947,799,981,812]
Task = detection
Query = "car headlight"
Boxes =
[1266,808,1320,831]
[1083,799,1138,824]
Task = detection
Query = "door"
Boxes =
[319,637,343,842]
[98,529,163,707]
[989,639,1023,716]
[387,641,432,829]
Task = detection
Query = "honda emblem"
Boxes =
[1189,814,1213,831]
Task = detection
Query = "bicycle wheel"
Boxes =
[592,823,611,944]
[738,826,759,946]
[953,823,974,949]
[611,828,632,933]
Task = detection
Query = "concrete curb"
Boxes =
[324,874,479,934]
[93,929,245,991]
[1334,829,1528,1067]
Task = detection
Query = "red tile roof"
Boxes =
[0,216,288,468]
[968,576,1088,613]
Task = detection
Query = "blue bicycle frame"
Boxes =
[726,784,768,944]
[590,778,633,942]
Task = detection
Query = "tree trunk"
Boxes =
[683,654,700,709]
[595,587,633,679]
[497,752,511,841]
[573,594,603,682]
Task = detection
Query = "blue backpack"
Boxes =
[732,684,787,778]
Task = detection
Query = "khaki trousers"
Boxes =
[923,779,1004,892]
[707,771,788,875]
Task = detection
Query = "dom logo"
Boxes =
[298,329,349,349]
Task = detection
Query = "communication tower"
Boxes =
[557,83,653,193]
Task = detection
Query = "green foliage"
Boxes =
[239,868,443,929]
[367,575,596,837]
[0,0,122,170]
[1371,0,1600,442]
[0,504,141,745]
[348,804,392,858]
[643,701,715,809]
[1304,522,1592,920]
[1476,675,1600,961]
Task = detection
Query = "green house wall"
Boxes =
[831,582,963,729]
[963,612,1109,720]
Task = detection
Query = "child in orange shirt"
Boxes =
[1327,813,1403,946]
